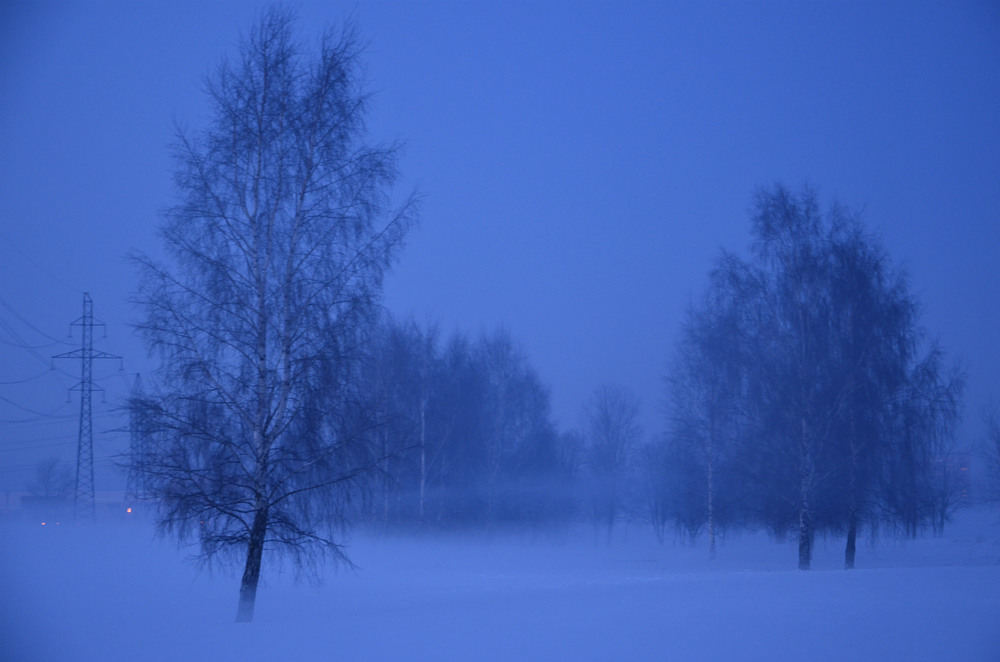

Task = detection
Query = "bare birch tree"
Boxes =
[664,184,963,569]
[129,8,415,622]
[584,383,641,543]
[666,281,746,559]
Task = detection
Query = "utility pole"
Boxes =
[54,293,120,522]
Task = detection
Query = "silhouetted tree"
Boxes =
[358,317,436,529]
[825,218,911,566]
[584,383,641,542]
[639,440,673,544]
[981,401,1000,504]
[428,331,488,524]
[129,9,414,622]
[353,319,566,531]
[665,280,747,558]
[27,457,73,499]
[475,327,558,528]
[881,346,964,538]
[664,184,963,569]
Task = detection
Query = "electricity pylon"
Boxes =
[54,293,120,522]
[127,372,148,503]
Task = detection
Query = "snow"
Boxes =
[2,510,999,661]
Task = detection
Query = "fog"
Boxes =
[2,2,999,656]
[3,2,999,489]
[3,507,999,661]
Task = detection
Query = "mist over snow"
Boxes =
[2,2,999,660]
[3,507,999,662]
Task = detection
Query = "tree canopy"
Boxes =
[662,184,963,568]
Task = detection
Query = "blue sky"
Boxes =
[1,1,998,491]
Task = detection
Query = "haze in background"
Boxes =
[1,1,998,492]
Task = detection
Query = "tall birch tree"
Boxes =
[129,8,415,622]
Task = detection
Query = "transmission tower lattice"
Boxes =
[54,293,120,522]
[127,372,148,503]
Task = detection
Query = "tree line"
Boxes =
[356,320,571,531]
[356,321,645,542]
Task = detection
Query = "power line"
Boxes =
[0,439,76,453]
[0,228,80,294]
[0,367,60,385]
[0,411,80,426]
[0,316,76,379]
[0,336,64,350]
[0,420,126,451]
[0,430,79,446]
[0,408,119,427]
[0,395,70,418]
[0,295,75,347]
[0,460,56,473]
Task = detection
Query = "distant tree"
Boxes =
[739,186,847,569]
[584,383,641,543]
[427,331,488,524]
[474,327,558,528]
[356,321,404,530]
[825,218,911,565]
[665,184,963,569]
[551,429,585,525]
[981,401,1000,504]
[129,9,414,622]
[477,327,526,527]
[353,320,566,531]
[358,317,436,530]
[27,457,73,499]
[665,279,747,558]
[639,440,672,544]
[412,325,438,525]
[881,347,964,538]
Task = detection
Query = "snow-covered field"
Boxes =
[2,509,999,661]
